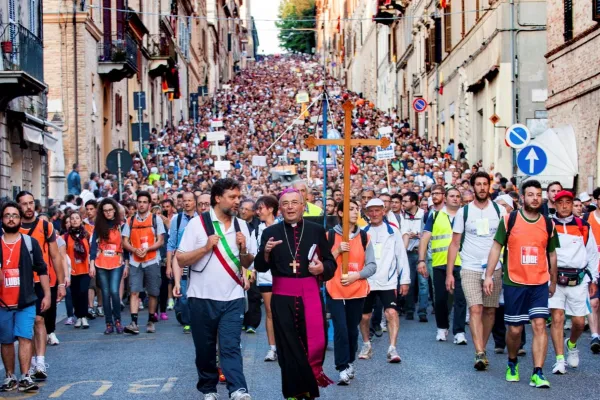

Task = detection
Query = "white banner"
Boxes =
[376,144,396,160]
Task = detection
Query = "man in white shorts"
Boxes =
[549,190,598,374]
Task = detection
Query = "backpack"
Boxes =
[129,214,158,239]
[327,228,368,252]
[200,212,241,237]
[459,202,501,252]
[27,219,49,255]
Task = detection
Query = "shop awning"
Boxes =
[22,123,44,145]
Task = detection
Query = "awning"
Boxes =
[23,123,44,145]
[43,132,60,152]
[466,65,499,93]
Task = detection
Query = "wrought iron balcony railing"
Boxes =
[0,22,44,82]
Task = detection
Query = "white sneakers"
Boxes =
[229,388,252,400]
[552,359,567,374]
[436,329,448,342]
[264,349,277,362]
[47,333,59,346]
[565,339,579,368]
[387,346,401,363]
[74,318,82,328]
[358,342,373,360]
[453,333,468,345]
[347,363,355,379]
[167,298,175,311]
[204,394,219,400]
[381,319,388,332]
[81,317,90,329]
[338,368,351,385]
[564,319,572,330]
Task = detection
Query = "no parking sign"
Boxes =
[412,98,427,113]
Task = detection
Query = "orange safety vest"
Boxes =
[587,212,600,271]
[20,219,57,287]
[505,213,551,285]
[326,231,370,300]
[64,234,90,276]
[96,228,123,270]
[129,215,157,263]
[0,239,22,308]
[84,223,95,238]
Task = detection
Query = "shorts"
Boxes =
[548,283,592,317]
[362,290,397,314]
[460,268,502,308]
[34,283,46,317]
[503,283,549,326]
[129,263,161,297]
[591,283,600,300]
[0,305,36,343]
[89,276,99,290]
[258,286,272,294]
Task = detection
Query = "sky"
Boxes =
[252,0,284,55]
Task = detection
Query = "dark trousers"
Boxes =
[96,266,124,325]
[243,281,262,329]
[493,304,526,349]
[371,297,383,329]
[44,285,58,334]
[71,274,91,319]
[189,297,247,395]
[175,278,190,325]
[64,287,74,318]
[403,251,425,316]
[433,268,466,334]
[159,264,171,313]
[327,295,365,371]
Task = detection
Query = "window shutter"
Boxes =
[444,1,452,52]
[434,17,442,63]
[563,0,573,41]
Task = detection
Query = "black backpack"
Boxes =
[327,228,368,252]
[200,212,241,236]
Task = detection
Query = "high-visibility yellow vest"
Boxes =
[431,211,461,268]
[304,202,323,217]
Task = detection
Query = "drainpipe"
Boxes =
[510,0,516,174]
[72,0,79,165]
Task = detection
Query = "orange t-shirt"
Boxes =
[64,234,90,276]
[1,238,22,308]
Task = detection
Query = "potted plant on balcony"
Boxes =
[1,40,13,53]
[112,39,127,62]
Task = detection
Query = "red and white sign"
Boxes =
[412,98,427,113]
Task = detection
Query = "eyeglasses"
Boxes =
[102,208,115,213]
[198,202,210,207]
[431,192,443,196]
[281,200,301,208]
[2,214,20,220]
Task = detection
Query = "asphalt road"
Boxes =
[1,306,599,400]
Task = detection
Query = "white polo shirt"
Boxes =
[177,208,254,301]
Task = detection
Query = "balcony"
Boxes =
[97,33,138,82]
[0,23,46,109]
[148,33,177,78]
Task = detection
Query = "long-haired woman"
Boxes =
[63,213,91,329]
[326,199,377,385]
[89,198,127,334]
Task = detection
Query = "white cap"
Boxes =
[579,192,591,202]
[495,194,514,209]
[366,198,385,208]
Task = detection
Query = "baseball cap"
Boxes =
[555,190,574,202]
[578,192,591,202]
[366,198,385,208]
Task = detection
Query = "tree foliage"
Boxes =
[276,0,316,54]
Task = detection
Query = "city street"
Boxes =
[1,307,598,399]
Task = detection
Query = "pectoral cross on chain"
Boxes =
[290,259,299,274]
[304,100,389,276]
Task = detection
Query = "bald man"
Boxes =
[293,181,324,217]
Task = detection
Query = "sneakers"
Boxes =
[453,332,467,345]
[18,376,38,392]
[147,321,156,333]
[436,329,448,342]
[87,307,97,319]
[64,316,75,325]
[347,363,355,379]
[387,346,401,363]
[505,362,520,382]
[264,349,277,362]
[218,368,226,383]
[518,348,526,356]
[564,318,572,330]
[115,320,124,334]
[529,370,550,388]
[138,300,145,310]
[474,352,487,371]
[160,312,169,321]
[358,342,373,360]
[32,363,48,381]
[1,374,18,392]
[47,332,60,346]
[245,327,256,334]
[338,368,351,385]
[124,321,140,335]
[96,307,104,317]
[74,318,82,328]
[552,358,567,374]
[591,336,600,354]
[183,325,191,334]
[204,394,219,400]
[167,298,175,310]
[565,339,579,368]
[495,347,504,354]
[230,388,252,400]
[81,317,89,329]
[104,324,114,335]
[381,319,387,332]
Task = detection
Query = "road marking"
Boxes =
[128,377,179,394]
[60,337,155,344]
[48,380,112,398]
[160,377,178,393]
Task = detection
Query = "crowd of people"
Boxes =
[1,54,599,400]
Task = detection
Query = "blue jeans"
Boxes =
[96,266,124,325]
[64,287,74,318]
[404,251,430,316]
[175,278,190,325]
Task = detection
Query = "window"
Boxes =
[563,0,573,41]
[29,0,37,36]
[115,94,123,126]
[444,1,452,52]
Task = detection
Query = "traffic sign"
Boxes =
[106,149,132,175]
[489,114,500,125]
[517,145,547,176]
[505,124,531,149]
[412,98,427,113]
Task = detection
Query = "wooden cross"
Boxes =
[305,100,390,278]
[290,259,299,274]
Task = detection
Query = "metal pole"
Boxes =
[321,92,328,228]
[138,93,143,156]
[117,152,123,201]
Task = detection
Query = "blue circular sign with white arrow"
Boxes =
[505,123,531,149]
[517,145,548,176]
